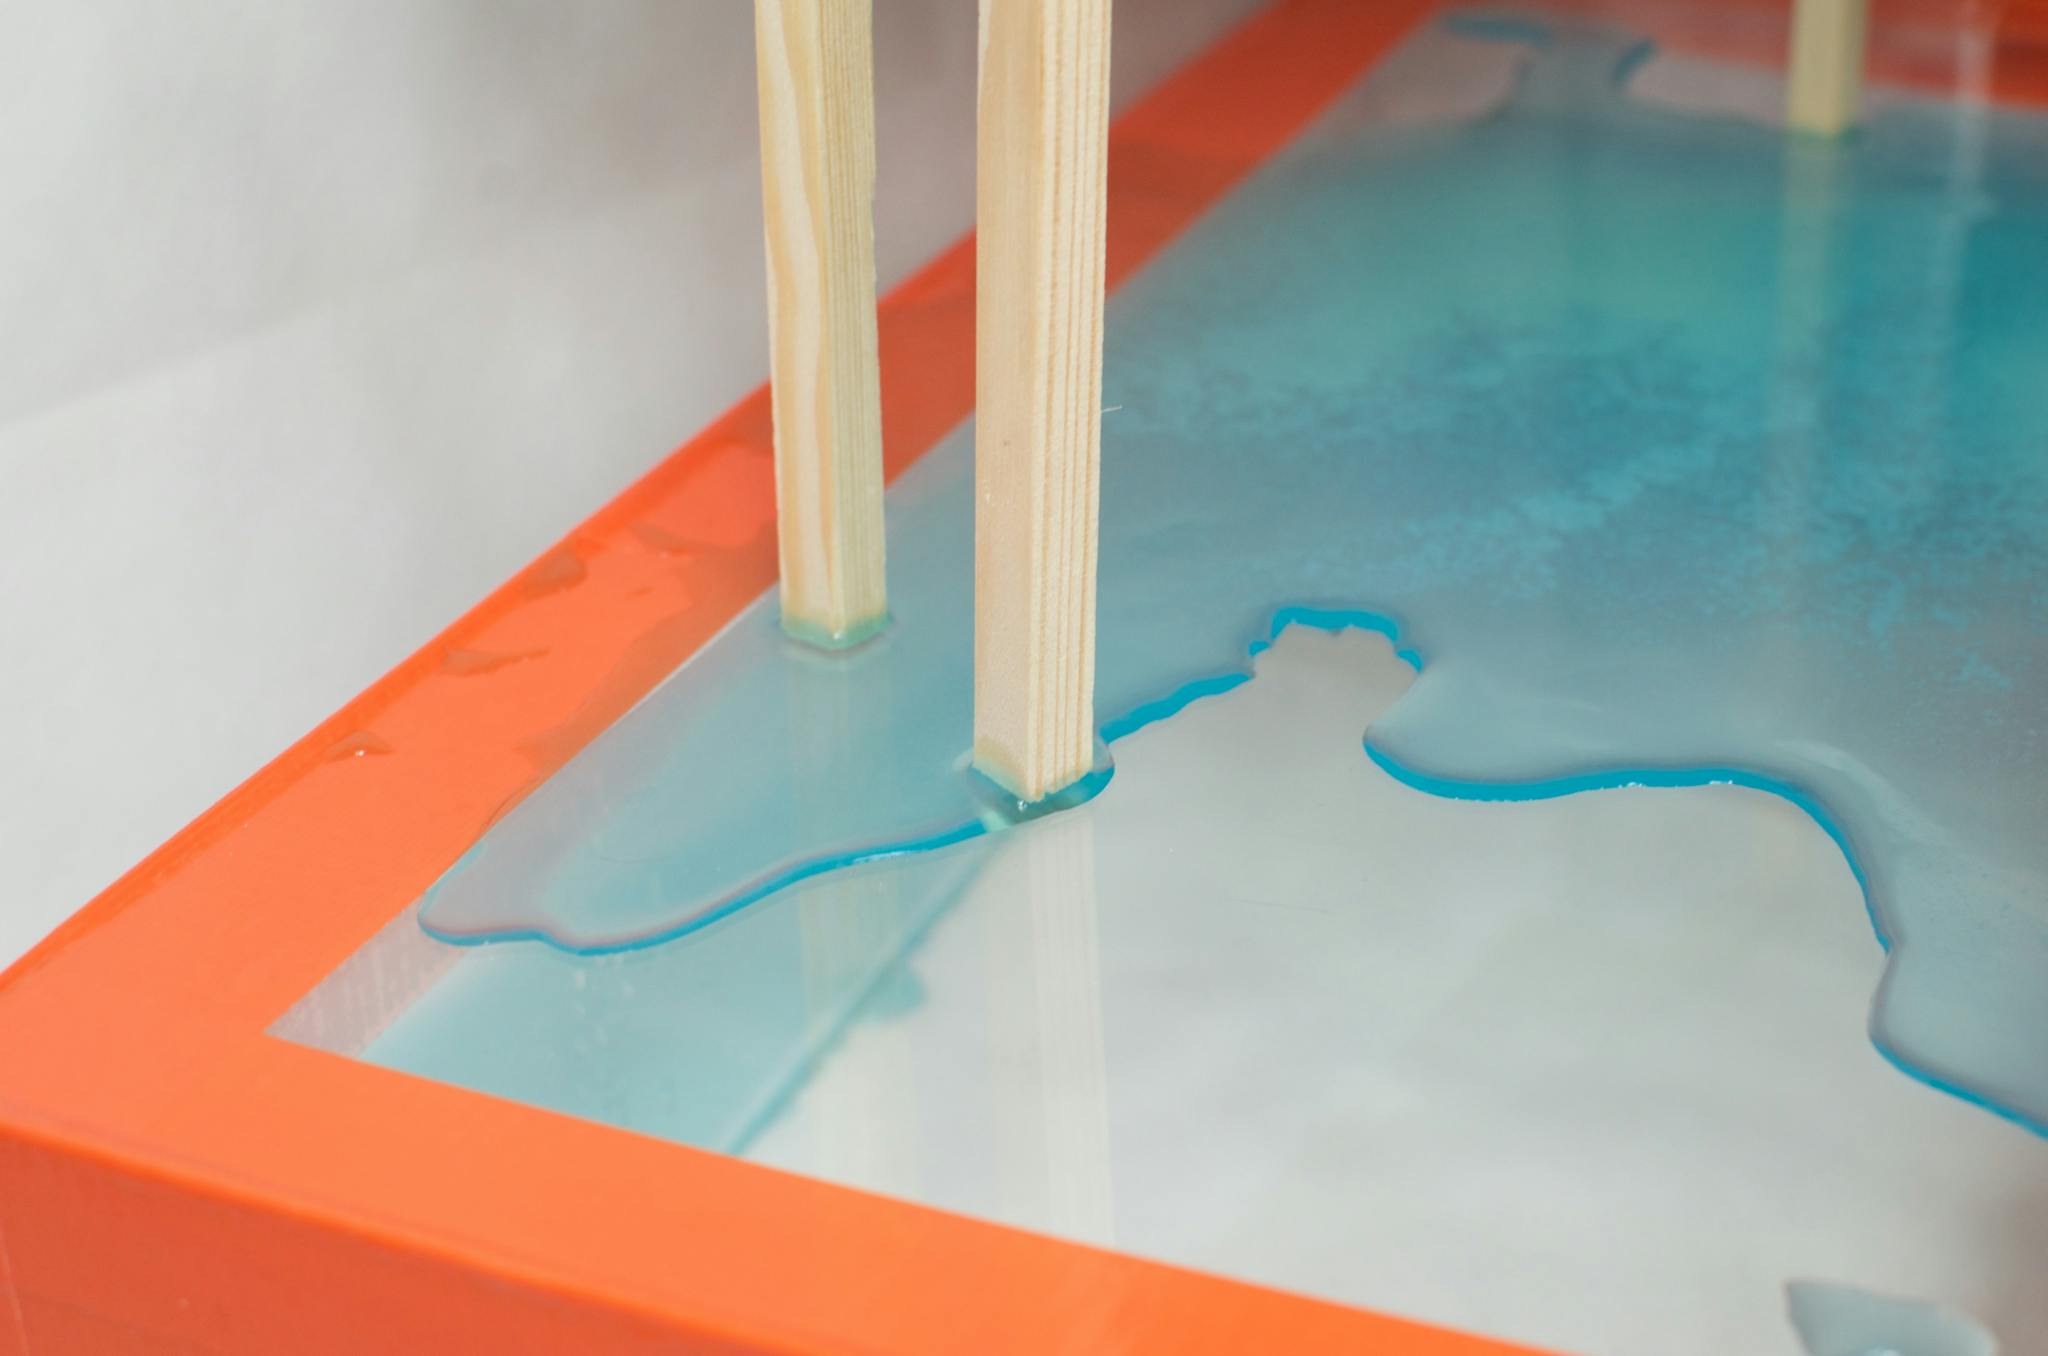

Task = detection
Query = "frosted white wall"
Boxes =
[0,0,1259,966]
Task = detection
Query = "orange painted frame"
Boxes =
[3,3,2043,1353]
[0,4,1541,1353]
[1558,0,2048,106]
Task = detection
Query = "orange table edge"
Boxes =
[3,4,2042,1354]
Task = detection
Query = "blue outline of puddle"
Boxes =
[416,14,2048,1142]
[418,605,1409,959]
[421,599,2048,1142]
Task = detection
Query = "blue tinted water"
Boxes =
[1786,1280,1997,1356]
[407,18,2048,1132]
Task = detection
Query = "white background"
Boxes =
[0,0,1258,966]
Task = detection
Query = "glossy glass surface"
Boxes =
[344,14,2048,1353]
[414,13,2048,1135]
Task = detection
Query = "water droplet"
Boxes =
[322,730,394,762]
[1787,1280,1998,1356]
[520,546,587,598]
[441,647,546,677]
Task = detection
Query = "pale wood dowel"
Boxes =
[972,0,1112,803]
[1786,0,1869,136]
[753,0,888,648]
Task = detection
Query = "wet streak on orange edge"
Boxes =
[3,3,2044,1354]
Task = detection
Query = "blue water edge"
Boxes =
[374,15,2048,1140]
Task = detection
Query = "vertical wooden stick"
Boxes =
[754,0,888,648]
[973,0,1112,802]
[1786,0,1869,136]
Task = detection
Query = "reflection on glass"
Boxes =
[282,11,2048,1353]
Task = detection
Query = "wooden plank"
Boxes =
[1786,0,1869,135]
[754,0,888,647]
[973,0,1112,802]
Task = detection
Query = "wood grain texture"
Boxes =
[973,0,1112,801]
[1786,0,1869,135]
[754,0,888,646]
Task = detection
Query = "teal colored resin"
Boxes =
[780,609,892,652]
[410,18,2048,1132]
[1786,1281,1997,1356]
